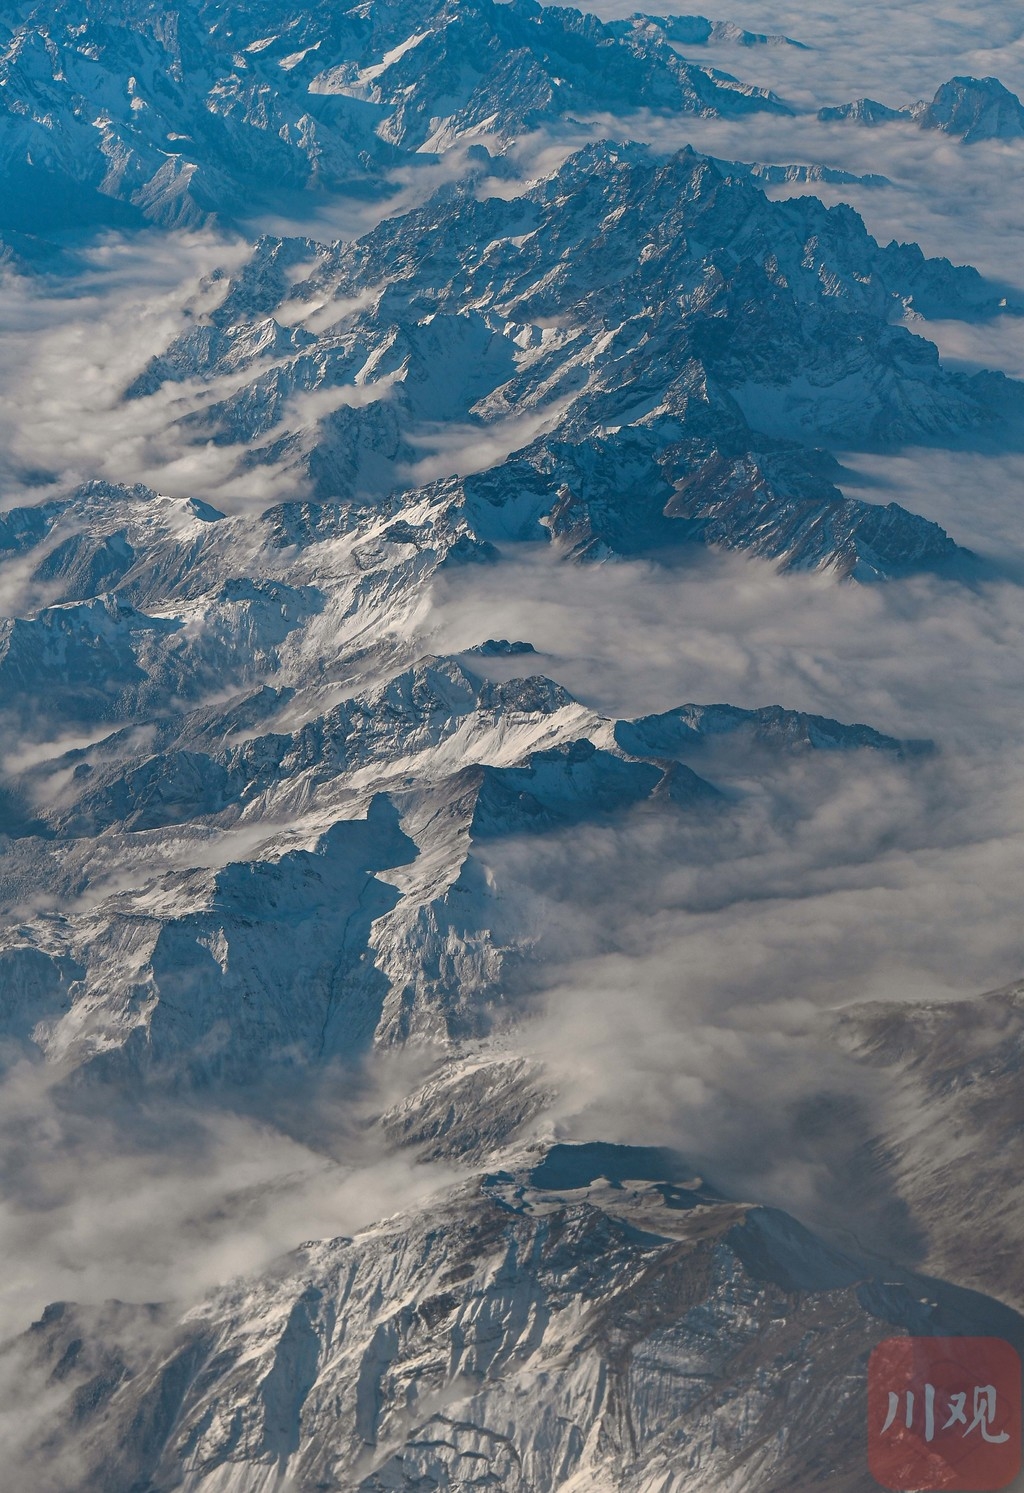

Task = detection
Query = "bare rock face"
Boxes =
[111,136,1009,579]
[820,74,1024,143]
[379,1055,550,1161]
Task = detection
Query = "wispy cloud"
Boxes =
[428,531,1024,1254]
[0,1050,458,1343]
[395,403,573,486]
[1,1,1023,1434]
[0,229,268,511]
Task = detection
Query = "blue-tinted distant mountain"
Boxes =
[741,160,890,187]
[126,140,1011,576]
[612,12,807,49]
[821,75,1024,143]
[818,97,903,126]
[0,0,785,232]
[469,638,537,656]
[911,76,1024,141]
[614,701,923,758]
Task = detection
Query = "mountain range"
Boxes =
[821,74,1024,143]
[1,2,1023,1489]
[122,138,1019,578]
[0,0,785,231]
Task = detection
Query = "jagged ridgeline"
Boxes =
[125,139,1017,576]
[2,1,1024,1489]
[0,472,923,1081]
[2,1,1017,236]
[0,0,786,231]
[820,74,1024,142]
[12,1145,1024,1492]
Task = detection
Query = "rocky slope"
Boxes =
[1,2,1022,1488]
[0,464,937,1093]
[820,74,1024,143]
[0,0,784,233]
[836,980,1024,1311]
[126,139,1019,576]
[8,1142,1023,1493]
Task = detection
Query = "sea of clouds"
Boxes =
[1,0,1023,1411]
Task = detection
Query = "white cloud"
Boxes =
[395,402,573,486]
[0,229,265,511]
[570,0,1024,109]
[427,533,1024,1252]
[0,1050,458,1343]
[2,2,1024,1431]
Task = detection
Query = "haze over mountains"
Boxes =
[2,1,1024,1490]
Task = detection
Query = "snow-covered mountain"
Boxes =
[2,1,1023,1488]
[0,0,785,232]
[0,471,926,1086]
[123,139,1020,576]
[9,1141,1023,1493]
[820,74,1024,143]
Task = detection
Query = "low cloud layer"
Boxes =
[0,230,269,511]
[430,544,1024,746]
[478,733,1024,1256]
[0,1050,458,1342]
[1,0,1023,1436]
[580,0,1024,111]
[431,531,1024,1249]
